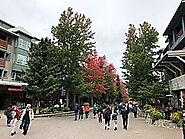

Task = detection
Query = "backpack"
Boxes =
[15,109,22,120]
[121,108,127,118]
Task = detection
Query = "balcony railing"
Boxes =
[169,74,185,91]
[0,39,7,49]
[0,58,5,67]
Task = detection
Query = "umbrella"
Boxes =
[83,102,89,106]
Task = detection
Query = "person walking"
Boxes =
[93,103,97,119]
[120,105,129,130]
[133,105,138,118]
[84,104,90,118]
[74,103,79,121]
[103,105,112,130]
[4,105,12,127]
[10,103,21,136]
[78,105,84,120]
[19,104,34,135]
[97,106,103,124]
[112,108,118,130]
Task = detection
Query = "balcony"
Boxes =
[169,74,185,91]
[0,39,7,49]
[0,58,5,67]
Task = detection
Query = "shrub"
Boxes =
[170,111,182,123]
[177,119,183,127]
[146,107,162,123]
[40,107,52,114]
[63,107,70,112]
[144,104,152,113]
[150,108,162,121]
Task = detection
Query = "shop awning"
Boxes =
[0,80,28,86]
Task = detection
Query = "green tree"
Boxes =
[122,22,164,105]
[22,38,60,114]
[51,7,95,107]
[115,75,123,103]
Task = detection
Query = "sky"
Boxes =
[0,0,182,78]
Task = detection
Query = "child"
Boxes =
[112,108,118,130]
[97,106,103,124]
[93,104,97,119]
[79,105,84,120]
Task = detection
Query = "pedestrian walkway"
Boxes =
[0,113,182,139]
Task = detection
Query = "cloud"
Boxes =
[0,0,182,78]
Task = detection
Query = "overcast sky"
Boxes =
[0,0,182,77]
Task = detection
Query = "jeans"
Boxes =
[122,117,128,129]
[74,112,78,121]
[21,120,30,135]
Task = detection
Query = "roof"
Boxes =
[0,80,28,86]
[0,26,18,37]
[8,26,33,38]
[163,1,185,36]
[0,19,15,29]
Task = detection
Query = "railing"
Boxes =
[0,58,5,67]
[169,74,185,91]
[0,39,7,49]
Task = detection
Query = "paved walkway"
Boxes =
[0,113,182,139]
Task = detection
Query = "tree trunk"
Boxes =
[66,91,69,108]
[73,95,76,106]
[36,98,40,114]
[91,96,94,106]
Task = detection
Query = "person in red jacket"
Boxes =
[84,104,90,118]
[10,102,21,136]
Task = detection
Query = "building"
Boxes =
[0,19,37,109]
[155,1,185,108]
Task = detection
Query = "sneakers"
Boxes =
[105,126,107,130]
[10,132,16,136]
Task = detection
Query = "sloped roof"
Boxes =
[0,26,18,37]
[8,26,33,38]
[163,1,185,35]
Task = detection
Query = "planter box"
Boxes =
[145,116,179,128]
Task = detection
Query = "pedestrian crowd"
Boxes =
[3,101,34,136]
[73,102,138,131]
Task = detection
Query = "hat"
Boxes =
[26,104,31,108]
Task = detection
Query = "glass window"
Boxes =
[5,53,11,61]
[16,54,28,66]
[18,39,30,51]
[3,71,7,78]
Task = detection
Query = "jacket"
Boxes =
[20,108,34,121]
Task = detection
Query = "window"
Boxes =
[11,72,16,81]
[0,51,5,58]
[3,71,7,78]
[5,53,11,61]
[8,37,13,45]
[18,38,30,51]
[0,69,3,78]
[16,54,28,66]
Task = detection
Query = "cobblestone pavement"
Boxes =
[0,113,182,139]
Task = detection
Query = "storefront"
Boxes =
[0,81,27,109]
